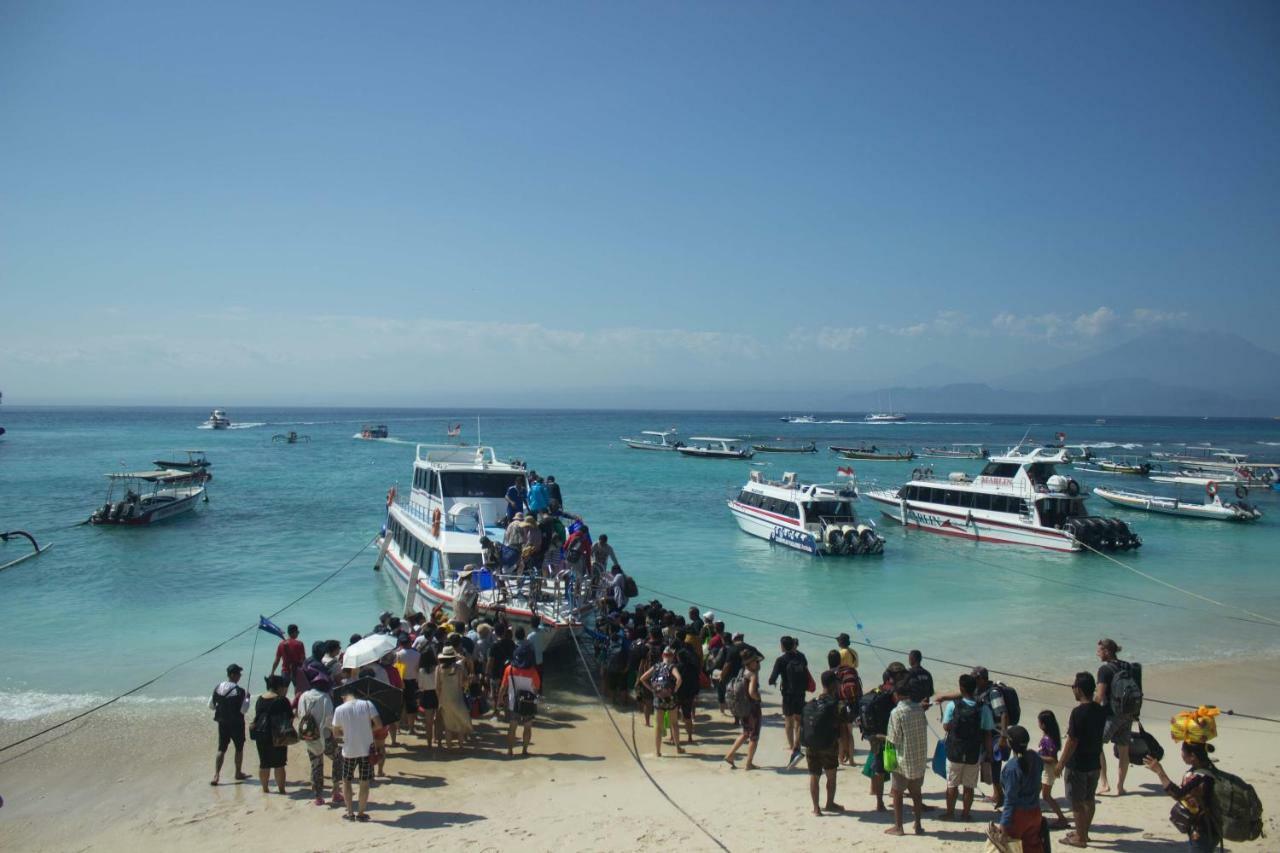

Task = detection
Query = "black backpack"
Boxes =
[857,688,894,740]
[801,697,839,749]
[946,700,983,764]
[1208,767,1265,842]
[993,682,1021,726]
[782,653,809,695]
[1108,661,1143,719]
[213,685,244,722]
[622,574,638,598]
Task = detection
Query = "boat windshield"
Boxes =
[805,500,853,519]
[980,462,1020,478]
[440,471,517,498]
[1037,496,1087,527]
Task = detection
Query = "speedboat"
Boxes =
[676,437,754,459]
[780,415,818,424]
[863,444,1142,552]
[621,429,683,451]
[751,441,817,454]
[151,450,212,482]
[89,468,207,525]
[830,444,916,461]
[1093,482,1261,522]
[373,445,592,646]
[205,410,231,429]
[920,444,988,460]
[356,423,389,440]
[864,412,906,423]
[729,471,883,555]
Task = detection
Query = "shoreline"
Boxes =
[2,653,1278,852]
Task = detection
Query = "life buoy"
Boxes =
[1235,485,1248,500]
[386,487,396,507]
[431,508,442,537]
[1065,478,1081,497]
[1205,481,1218,497]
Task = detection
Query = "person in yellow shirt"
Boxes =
[837,633,859,669]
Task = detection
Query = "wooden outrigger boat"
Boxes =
[750,441,817,454]
[830,445,916,461]
[1093,481,1262,522]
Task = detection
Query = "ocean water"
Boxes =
[1,407,1278,721]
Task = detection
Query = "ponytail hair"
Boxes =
[1007,725,1033,777]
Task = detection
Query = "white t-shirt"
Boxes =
[395,647,421,681]
[333,698,378,759]
[417,666,437,691]
[298,689,335,755]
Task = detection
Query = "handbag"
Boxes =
[932,739,948,778]
[861,748,878,779]
[883,741,898,773]
[1126,722,1165,763]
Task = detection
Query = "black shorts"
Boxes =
[402,683,419,712]
[606,670,628,693]
[806,746,838,776]
[217,718,245,751]
[418,689,439,711]
[782,692,806,717]
[678,695,695,720]
[338,755,371,782]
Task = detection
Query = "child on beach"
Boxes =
[1037,710,1071,828]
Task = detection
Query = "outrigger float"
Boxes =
[0,530,52,572]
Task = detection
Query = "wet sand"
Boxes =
[2,655,1278,852]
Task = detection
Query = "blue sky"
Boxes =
[2,2,1278,405]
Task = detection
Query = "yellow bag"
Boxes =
[1170,706,1220,744]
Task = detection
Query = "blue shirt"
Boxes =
[527,482,549,513]
[505,485,525,517]
[999,752,1044,827]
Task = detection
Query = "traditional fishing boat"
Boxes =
[356,423,389,440]
[750,441,817,454]
[89,468,207,525]
[830,445,916,461]
[1075,456,1152,476]
[677,437,754,459]
[728,471,883,555]
[920,444,988,460]
[373,445,592,646]
[863,444,1142,552]
[621,429,683,451]
[204,409,231,429]
[1093,483,1262,522]
[272,431,310,444]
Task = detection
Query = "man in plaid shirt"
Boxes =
[884,676,928,836]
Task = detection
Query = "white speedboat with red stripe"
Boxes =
[864,444,1141,553]
[728,471,884,555]
[373,445,592,646]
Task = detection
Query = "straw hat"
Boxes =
[438,646,461,661]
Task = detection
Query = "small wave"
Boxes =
[1258,441,1280,447]
[196,422,266,430]
[351,434,417,445]
[0,690,203,722]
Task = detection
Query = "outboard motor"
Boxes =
[110,500,127,521]
[858,524,883,554]
[841,525,859,553]
[825,525,844,553]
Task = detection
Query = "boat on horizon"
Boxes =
[677,437,754,459]
[621,429,683,451]
[373,444,591,645]
[728,470,883,556]
[863,444,1142,552]
[89,468,208,525]
[205,409,231,429]
[356,423,389,440]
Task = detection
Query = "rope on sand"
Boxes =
[568,629,732,853]
[0,536,376,755]
[633,583,1280,725]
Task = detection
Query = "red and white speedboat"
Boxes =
[864,444,1141,553]
[373,445,592,646]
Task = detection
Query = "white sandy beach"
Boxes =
[2,656,1277,852]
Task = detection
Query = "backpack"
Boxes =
[945,700,983,764]
[516,689,538,719]
[622,573,638,598]
[214,685,244,722]
[801,697,840,749]
[990,682,1021,726]
[298,710,320,742]
[1108,661,1143,719]
[1208,768,1264,842]
[727,671,754,719]
[857,688,894,740]
[651,662,675,700]
[782,654,809,695]
[836,666,863,706]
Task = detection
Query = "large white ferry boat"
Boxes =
[373,445,592,646]
[728,471,884,555]
[864,444,1142,553]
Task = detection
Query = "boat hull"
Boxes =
[677,448,753,459]
[865,491,1080,552]
[728,502,819,554]
[1093,489,1260,521]
[90,489,204,525]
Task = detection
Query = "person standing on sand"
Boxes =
[209,663,251,785]
[487,623,515,715]
[436,646,473,748]
[973,666,1010,808]
[500,642,542,756]
[990,725,1046,853]
[1054,672,1107,849]
[271,624,308,699]
[907,650,934,704]
[884,676,928,837]
[1144,741,1221,851]
[249,675,293,795]
[298,674,336,806]
[804,671,846,817]
[768,635,811,769]
[826,649,858,767]
[639,646,684,757]
[864,664,902,813]
[332,682,381,823]
[941,672,993,822]
[394,633,421,736]
[723,649,763,770]
[836,632,859,669]
[528,615,550,681]
[1094,638,1138,795]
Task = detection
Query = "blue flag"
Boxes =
[258,615,285,639]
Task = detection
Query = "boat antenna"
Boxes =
[476,415,481,446]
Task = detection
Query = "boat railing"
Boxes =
[415,444,501,466]
[435,566,599,625]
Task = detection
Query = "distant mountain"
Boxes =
[850,331,1280,416]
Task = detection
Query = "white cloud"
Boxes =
[879,311,974,338]
[992,306,1116,343]
[1130,308,1188,328]
[793,326,868,352]
[1072,306,1116,337]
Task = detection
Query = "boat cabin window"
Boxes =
[980,462,1020,478]
[804,500,852,519]
[1025,463,1056,487]
[972,493,992,511]
[1037,497,1085,526]
[413,469,442,494]
[439,471,514,499]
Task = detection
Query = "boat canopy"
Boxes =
[107,469,198,483]
[689,436,739,443]
[641,430,677,437]
[416,444,509,468]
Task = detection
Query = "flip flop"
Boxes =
[342,813,355,821]
[1060,833,1087,848]
[355,813,371,822]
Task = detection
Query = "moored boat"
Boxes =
[728,471,883,555]
[1076,456,1153,476]
[1093,483,1262,522]
[863,444,1142,552]
[830,444,916,461]
[920,444,988,460]
[677,437,754,459]
[621,429,683,451]
[373,445,593,646]
[151,450,213,482]
[750,441,817,454]
[89,469,207,525]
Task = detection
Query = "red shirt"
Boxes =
[275,638,305,673]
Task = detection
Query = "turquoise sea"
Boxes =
[2,407,1278,721]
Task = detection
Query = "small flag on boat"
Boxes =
[836,466,855,477]
[258,615,285,639]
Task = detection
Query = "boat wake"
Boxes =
[196,422,266,430]
[351,434,418,445]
